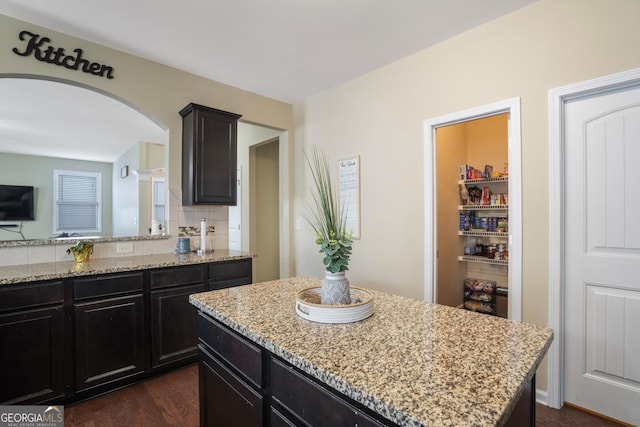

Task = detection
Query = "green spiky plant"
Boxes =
[302,146,353,273]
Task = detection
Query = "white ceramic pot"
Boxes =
[321,271,351,305]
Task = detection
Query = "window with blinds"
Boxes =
[152,178,166,222]
[53,170,102,233]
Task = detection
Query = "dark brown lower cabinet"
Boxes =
[1,258,252,405]
[197,312,393,427]
[270,357,387,427]
[150,283,206,368]
[199,346,263,427]
[74,293,146,392]
[73,272,146,393]
[209,258,252,290]
[0,280,66,405]
[269,407,297,427]
[0,305,65,404]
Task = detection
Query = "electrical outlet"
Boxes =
[116,242,134,254]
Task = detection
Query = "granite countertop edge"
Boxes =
[0,250,255,286]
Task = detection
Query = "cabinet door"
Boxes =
[74,294,145,391]
[181,103,241,205]
[0,306,65,404]
[199,346,263,427]
[150,283,206,369]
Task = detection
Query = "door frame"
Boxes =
[423,97,522,322]
[547,67,640,409]
[238,124,293,279]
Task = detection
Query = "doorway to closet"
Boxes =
[436,113,509,315]
[424,98,522,321]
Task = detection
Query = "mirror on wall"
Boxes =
[0,77,169,242]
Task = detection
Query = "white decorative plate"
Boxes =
[295,286,374,324]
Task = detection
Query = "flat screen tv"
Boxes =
[0,185,35,221]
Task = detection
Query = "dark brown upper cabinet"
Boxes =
[180,103,242,205]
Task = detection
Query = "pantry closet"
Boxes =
[435,113,509,317]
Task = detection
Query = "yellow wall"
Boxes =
[292,0,640,391]
[465,115,508,174]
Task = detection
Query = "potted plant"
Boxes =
[66,240,94,263]
[302,146,354,305]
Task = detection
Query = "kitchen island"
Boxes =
[190,276,553,427]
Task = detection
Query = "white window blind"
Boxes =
[152,178,166,221]
[54,170,101,233]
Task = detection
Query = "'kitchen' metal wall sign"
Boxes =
[12,30,115,79]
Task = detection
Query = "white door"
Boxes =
[564,84,640,425]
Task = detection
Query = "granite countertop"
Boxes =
[0,249,253,286]
[189,276,554,427]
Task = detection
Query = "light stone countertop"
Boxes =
[0,249,253,285]
[189,276,554,427]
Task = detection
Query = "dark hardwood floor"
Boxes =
[65,364,199,427]
[65,364,625,426]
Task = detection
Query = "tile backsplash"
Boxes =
[0,187,230,267]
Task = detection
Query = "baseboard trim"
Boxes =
[535,388,548,406]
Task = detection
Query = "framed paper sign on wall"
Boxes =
[339,156,360,239]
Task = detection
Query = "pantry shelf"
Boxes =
[459,231,509,238]
[458,255,509,266]
[459,204,509,211]
[458,176,509,184]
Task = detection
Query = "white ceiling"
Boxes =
[0,78,168,162]
[0,0,536,161]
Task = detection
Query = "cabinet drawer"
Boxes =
[270,357,388,427]
[74,272,143,300]
[0,281,63,311]
[208,259,252,289]
[197,312,262,388]
[150,264,205,289]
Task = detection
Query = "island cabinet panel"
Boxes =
[208,258,253,290]
[196,312,393,427]
[150,264,207,369]
[269,407,297,427]
[270,358,389,427]
[197,312,262,388]
[73,272,146,393]
[0,280,66,405]
[180,103,242,206]
[199,346,263,427]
